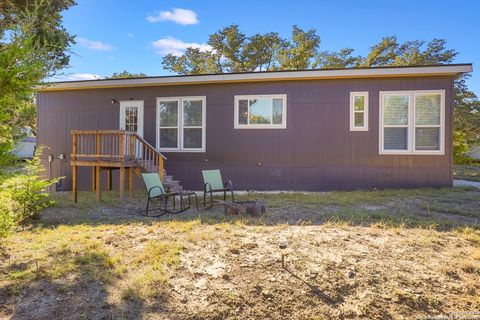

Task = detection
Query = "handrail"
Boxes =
[134,134,167,160]
[71,129,131,135]
[71,130,166,179]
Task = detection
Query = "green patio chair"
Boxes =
[139,173,198,217]
[202,169,234,208]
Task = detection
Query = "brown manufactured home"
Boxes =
[36,64,473,196]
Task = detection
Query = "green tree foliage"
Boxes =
[107,70,148,79]
[277,26,320,70]
[0,147,61,237]
[0,0,75,166]
[453,74,480,144]
[313,48,360,69]
[163,48,223,75]
[162,25,318,74]
[453,130,472,164]
[0,0,76,74]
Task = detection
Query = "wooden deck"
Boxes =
[71,130,166,202]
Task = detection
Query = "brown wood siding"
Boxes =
[37,76,454,191]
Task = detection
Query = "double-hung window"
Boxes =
[350,92,368,131]
[156,96,206,152]
[234,94,287,129]
[379,90,444,154]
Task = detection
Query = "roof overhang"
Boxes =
[38,64,473,92]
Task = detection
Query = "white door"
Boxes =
[119,100,144,137]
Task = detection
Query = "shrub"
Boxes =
[0,204,13,238]
[453,130,474,164]
[0,146,61,236]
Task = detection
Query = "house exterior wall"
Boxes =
[37,76,454,191]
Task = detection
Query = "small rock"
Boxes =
[346,269,356,279]
[262,290,273,299]
[230,248,240,254]
[269,277,276,282]
[195,278,207,289]
[180,297,188,303]
[222,274,230,280]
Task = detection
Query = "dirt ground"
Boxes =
[1,188,479,319]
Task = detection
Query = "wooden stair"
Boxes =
[134,159,182,191]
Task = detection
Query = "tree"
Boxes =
[162,25,319,74]
[1,0,76,74]
[0,146,60,237]
[277,25,320,70]
[313,48,360,69]
[162,48,223,75]
[0,0,75,166]
[453,74,480,143]
[107,70,148,79]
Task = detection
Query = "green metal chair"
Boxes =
[139,173,198,217]
[202,169,234,208]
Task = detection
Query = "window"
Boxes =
[350,92,368,131]
[379,90,444,154]
[156,96,206,152]
[234,94,287,129]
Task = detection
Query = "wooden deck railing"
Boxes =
[71,130,166,178]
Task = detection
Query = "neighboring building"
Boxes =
[13,131,37,160]
[466,145,480,161]
[36,64,472,192]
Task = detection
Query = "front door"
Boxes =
[119,100,144,137]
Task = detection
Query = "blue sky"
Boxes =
[59,0,479,95]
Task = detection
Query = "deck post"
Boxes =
[95,166,101,202]
[128,167,133,197]
[71,132,77,203]
[120,133,125,162]
[96,132,101,160]
[106,169,112,191]
[159,157,164,181]
[72,165,77,203]
[119,132,126,201]
[119,166,125,201]
[91,167,96,191]
[129,134,135,159]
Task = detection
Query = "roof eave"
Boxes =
[38,64,473,92]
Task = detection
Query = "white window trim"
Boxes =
[379,90,445,155]
[156,96,206,152]
[349,92,369,131]
[119,100,144,137]
[234,94,287,129]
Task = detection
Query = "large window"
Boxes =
[379,90,444,154]
[156,96,206,152]
[350,92,368,131]
[234,94,287,129]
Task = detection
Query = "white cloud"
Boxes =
[126,33,134,38]
[77,37,113,51]
[52,73,103,81]
[152,37,211,56]
[147,8,199,25]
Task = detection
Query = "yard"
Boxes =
[1,186,479,319]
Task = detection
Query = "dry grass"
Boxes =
[1,186,479,319]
